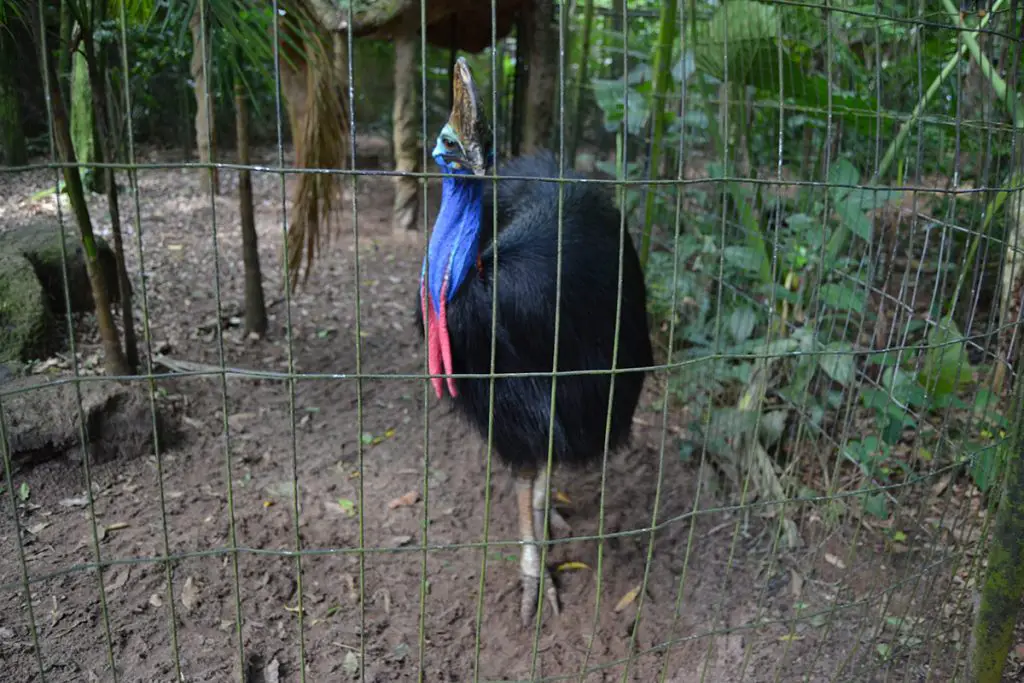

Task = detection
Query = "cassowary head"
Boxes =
[432,57,492,175]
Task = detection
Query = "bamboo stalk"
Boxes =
[567,0,595,165]
[638,0,679,270]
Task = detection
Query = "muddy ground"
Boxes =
[0,149,1000,681]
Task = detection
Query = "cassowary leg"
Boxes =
[516,471,560,626]
[532,468,572,539]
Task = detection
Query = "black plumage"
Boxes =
[415,151,653,473]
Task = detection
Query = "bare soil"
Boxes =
[0,149,998,682]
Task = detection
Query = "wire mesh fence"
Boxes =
[1,0,1023,681]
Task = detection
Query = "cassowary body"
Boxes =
[416,58,653,625]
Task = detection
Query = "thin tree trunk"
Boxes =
[0,27,27,166]
[42,36,129,377]
[608,0,624,79]
[510,9,528,157]
[522,0,557,154]
[81,24,138,372]
[639,0,679,270]
[567,0,595,166]
[235,78,267,337]
[71,39,102,192]
[59,0,72,101]
[190,4,219,195]
[391,12,420,236]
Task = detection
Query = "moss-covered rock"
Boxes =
[0,252,54,364]
[2,373,172,469]
[0,221,121,316]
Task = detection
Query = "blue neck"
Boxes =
[424,172,483,314]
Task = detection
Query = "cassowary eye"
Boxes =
[443,137,457,150]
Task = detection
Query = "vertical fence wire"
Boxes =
[529,0,572,669]
[415,1,432,679]
[269,1,310,680]
[115,0,184,677]
[622,0,686,677]
[469,0,502,677]
[733,5,796,678]
[194,1,249,678]
[655,3,707,681]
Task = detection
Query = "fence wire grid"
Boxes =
[1,0,1024,681]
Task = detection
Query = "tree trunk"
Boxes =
[59,0,72,101]
[190,5,219,195]
[608,0,624,79]
[510,9,528,157]
[0,27,27,166]
[81,25,138,372]
[71,39,102,193]
[235,78,267,337]
[391,12,420,236]
[567,0,595,166]
[968,361,1024,682]
[521,0,557,154]
[41,36,129,377]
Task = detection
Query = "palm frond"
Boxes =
[284,14,348,290]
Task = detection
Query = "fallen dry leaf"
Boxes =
[58,496,89,508]
[790,569,804,598]
[181,576,200,613]
[387,535,413,548]
[387,491,419,510]
[614,584,641,613]
[824,553,846,570]
[932,474,953,497]
[27,522,50,535]
[149,593,163,608]
[181,416,205,430]
[555,561,591,573]
[104,567,131,592]
[342,651,360,676]
[227,412,257,429]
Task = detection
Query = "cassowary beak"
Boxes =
[438,56,491,176]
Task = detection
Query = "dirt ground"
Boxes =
[0,149,1000,682]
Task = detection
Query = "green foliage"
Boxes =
[582,0,1021,514]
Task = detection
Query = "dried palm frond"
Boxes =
[280,2,349,291]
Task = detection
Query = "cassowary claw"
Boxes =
[520,568,560,627]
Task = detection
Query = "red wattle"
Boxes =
[438,280,458,397]
[421,281,444,399]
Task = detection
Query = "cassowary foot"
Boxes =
[520,566,560,627]
[516,469,563,627]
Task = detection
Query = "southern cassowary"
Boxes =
[414,58,653,625]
